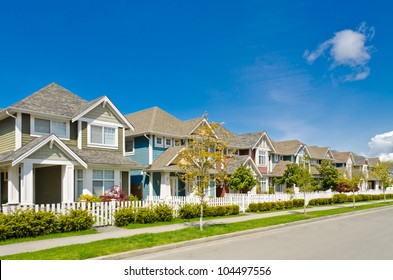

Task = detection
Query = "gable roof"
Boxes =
[226,155,262,177]
[270,160,292,177]
[272,140,305,155]
[352,153,367,166]
[215,124,275,151]
[0,134,87,168]
[144,146,184,172]
[332,151,353,163]
[307,146,334,161]
[7,83,88,119]
[125,106,204,137]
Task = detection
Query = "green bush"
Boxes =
[78,194,100,203]
[332,193,349,204]
[292,199,305,208]
[285,200,294,209]
[274,201,286,210]
[154,203,173,222]
[114,207,136,226]
[225,205,240,215]
[135,207,158,224]
[179,203,201,219]
[58,209,94,232]
[248,203,258,212]
[308,198,332,206]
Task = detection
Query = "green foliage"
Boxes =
[58,209,94,232]
[292,199,305,208]
[269,186,275,194]
[135,207,158,224]
[0,209,93,240]
[227,165,259,193]
[154,203,173,222]
[179,203,202,219]
[78,194,100,203]
[307,198,333,206]
[316,160,340,191]
[114,207,136,227]
[247,199,305,212]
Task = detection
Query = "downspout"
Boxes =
[5,110,16,119]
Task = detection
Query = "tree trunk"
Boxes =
[384,188,386,202]
[200,202,204,231]
[352,190,356,208]
[303,192,306,215]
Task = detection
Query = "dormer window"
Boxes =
[258,148,267,166]
[155,136,163,147]
[32,117,69,139]
[165,138,172,147]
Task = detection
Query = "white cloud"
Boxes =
[304,22,375,82]
[368,131,393,161]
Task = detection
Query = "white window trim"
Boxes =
[155,136,163,147]
[87,122,118,149]
[30,116,70,140]
[164,137,172,148]
[274,154,279,162]
[125,139,135,156]
[92,169,115,196]
[258,148,267,166]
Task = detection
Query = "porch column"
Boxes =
[62,165,74,203]
[20,162,34,205]
[148,172,153,197]
[7,165,20,204]
[160,172,171,198]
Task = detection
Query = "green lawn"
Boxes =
[2,201,392,260]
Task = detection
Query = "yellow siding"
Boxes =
[0,117,15,152]
[84,106,119,123]
[30,143,73,161]
[22,113,34,145]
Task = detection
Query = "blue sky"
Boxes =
[1,0,392,159]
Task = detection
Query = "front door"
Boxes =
[0,172,7,204]
[170,177,178,196]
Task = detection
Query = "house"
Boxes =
[366,157,382,190]
[270,140,309,192]
[124,107,209,199]
[307,145,335,177]
[215,125,276,194]
[0,83,141,205]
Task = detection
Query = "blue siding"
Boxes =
[129,136,150,166]
[153,135,167,160]
[142,176,150,199]
[153,172,161,196]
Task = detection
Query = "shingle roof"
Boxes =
[332,151,352,163]
[226,155,251,174]
[215,124,266,149]
[272,140,304,155]
[125,107,204,137]
[367,157,380,167]
[144,146,184,171]
[68,146,142,168]
[308,146,333,160]
[271,160,292,176]
[8,83,88,118]
[352,153,367,166]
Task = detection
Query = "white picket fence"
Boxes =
[1,189,392,226]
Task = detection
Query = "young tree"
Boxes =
[316,160,340,191]
[274,157,314,214]
[338,167,365,208]
[227,165,259,193]
[177,122,230,231]
[371,161,393,202]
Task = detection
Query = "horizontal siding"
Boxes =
[129,136,149,166]
[62,121,78,146]
[81,121,122,153]
[22,113,34,145]
[84,106,118,123]
[0,116,15,153]
[30,143,73,161]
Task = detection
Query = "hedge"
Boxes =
[248,199,305,213]
[0,209,94,240]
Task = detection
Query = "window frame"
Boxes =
[258,148,267,166]
[92,170,115,196]
[155,136,163,147]
[87,122,118,149]
[165,137,172,147]
[31,116,70,140]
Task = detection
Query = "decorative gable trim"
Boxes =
[72,96,134,130]
[12,134,87,168]
[252,132,276,153]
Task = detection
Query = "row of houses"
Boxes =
[0,83,382,205]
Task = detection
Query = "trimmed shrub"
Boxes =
[179,203,201,219]
[285,200,294,209]
[274,201,286,210]
[114,207,136,226]
[78,194,100,203]
[154,203,173,222]
[308,198,332,206]
[248,203,259,212]
[135,207,158,224]
[332,193,349,204]
[292,199,305,208]
[58,209,94,232]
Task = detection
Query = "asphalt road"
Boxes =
[124,206,393,260]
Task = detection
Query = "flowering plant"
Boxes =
[99,185,129,202]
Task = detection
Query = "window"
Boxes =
[92,170,115,196]
[260,177,267,192]
[258,149,267,165]
[165,138,172,147]
[155,136,163,147]
[274,154,279,162]
[75,169,83,200]
[89,125,117,147]
[125,139,134,154]
[32,117,68,138]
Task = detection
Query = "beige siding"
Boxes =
[62,121,78,146]
[0,117,15,153]
[84,106,119,123]
[30,143,73,161]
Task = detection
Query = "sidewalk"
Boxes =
[0,201,390,258]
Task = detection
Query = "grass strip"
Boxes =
[2,201,392,260]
